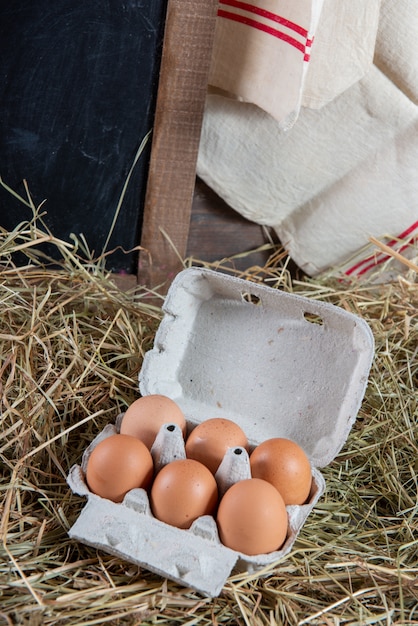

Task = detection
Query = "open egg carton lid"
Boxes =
[68,267,374,597]
[140,267,375,468]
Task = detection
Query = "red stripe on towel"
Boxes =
[354,238,418,278]
[218,9,308,55]
[345,220,418,277]
[219,0,309,37]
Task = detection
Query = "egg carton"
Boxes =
[67,267,374,597]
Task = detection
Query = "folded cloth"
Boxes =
[197,0,418,279]
[208,0,325,129]
[301,0,381,109]
[209,0,381,126]
[374,0,418,104]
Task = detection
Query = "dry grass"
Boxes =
[1,202,417,625]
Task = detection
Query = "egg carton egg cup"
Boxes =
[67,267,374,597]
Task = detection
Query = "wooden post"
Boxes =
[138,0,218,290]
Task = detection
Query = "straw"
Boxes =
[0,197,417,624]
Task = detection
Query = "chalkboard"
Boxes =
[0,0,167,273]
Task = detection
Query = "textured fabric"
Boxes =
[209,0,324,128]
[302,0,381,109]
[197,0,418,278]
[208,0,380,125]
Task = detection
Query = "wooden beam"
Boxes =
[138,0,218,290]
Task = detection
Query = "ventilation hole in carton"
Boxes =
[234,448,243,455]
[166,424,176,432]
[242,292,261,305]
[303,311,324,325]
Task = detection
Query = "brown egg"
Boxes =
[185,417,249,474]
[150,458,218,529]
[120,394,186,449]
[86,434,154,502]
[250,437,312,505]
[216,478,288,555]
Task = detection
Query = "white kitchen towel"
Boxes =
[301,0,381,109]
[197,0,418,279]
[209,0,380,126]
[208,0,325,129]
[374,0,418,104]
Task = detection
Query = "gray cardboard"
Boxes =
[68,267,374,596]
[140,268,374,467]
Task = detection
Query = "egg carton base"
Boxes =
[67,458,325,597]
[68,490,236,597]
